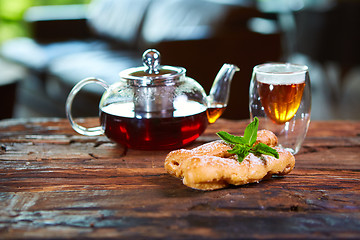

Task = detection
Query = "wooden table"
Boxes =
[1,118,359,239]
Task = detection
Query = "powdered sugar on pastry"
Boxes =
[164,130,295,190]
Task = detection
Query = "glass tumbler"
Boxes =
[249,63,311,154]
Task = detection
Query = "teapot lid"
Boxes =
[119,49,186,86]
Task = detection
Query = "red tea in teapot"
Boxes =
[100,101,208,150]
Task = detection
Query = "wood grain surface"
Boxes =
[0,118,359,239]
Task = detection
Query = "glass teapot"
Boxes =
[66,49,239,150]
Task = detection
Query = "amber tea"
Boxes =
[257,79,305,124]
[206,104,226,124]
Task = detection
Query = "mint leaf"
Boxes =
[216,117,278,163]
[227,144,242,154]
[217,131,247,145]
[243,117,259,146]
[251,143,279,159]
[234,145,250,163]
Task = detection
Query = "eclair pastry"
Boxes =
[164,130,295,190]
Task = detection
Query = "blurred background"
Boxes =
[0,0,359,121]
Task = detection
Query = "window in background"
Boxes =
[0,0,90,43]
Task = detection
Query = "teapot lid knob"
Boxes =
[119,49,186,85]
[143,49,160,74]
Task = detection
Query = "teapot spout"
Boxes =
[207,64,240,123]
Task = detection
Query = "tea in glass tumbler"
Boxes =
[249,63,311,154]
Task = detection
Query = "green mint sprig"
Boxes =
[216,117,279,162]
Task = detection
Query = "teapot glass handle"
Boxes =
[65,77,109,136]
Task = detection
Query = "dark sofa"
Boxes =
[1,0,282,120]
